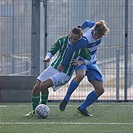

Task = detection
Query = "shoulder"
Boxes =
[58,35,68,41]
[56,35,69,47]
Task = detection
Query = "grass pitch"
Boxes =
[0,102,132,133]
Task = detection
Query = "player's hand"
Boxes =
[58,64,64,72]
[72,59,85,66]
[42,57,50,62]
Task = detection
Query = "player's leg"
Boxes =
[32,79,56,115]
[41,72,70,105]
[32,66,57,109]
[25,79,41,116]
[25,66,59,116]
[64,69,86,101]
[40,78,53,105]
[77,64,104,116]
[79,81,104,110]
[91,80,105,96]
[59,64,87,111]
[31,80,41,111]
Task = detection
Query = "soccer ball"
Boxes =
[35,104,50,119]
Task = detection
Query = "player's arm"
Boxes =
[80,48,92,65]
[72,59,85,66]
[77,48,92,66]
[48,39,61,55]
[59,37,88,69]
[78,20,95,30]
[80,48,91,60]
[42,52,52,62]
[72,48,92,66]
[60,38,101,68]
[42,38,61,62]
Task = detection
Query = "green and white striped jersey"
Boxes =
[49,35,91,76]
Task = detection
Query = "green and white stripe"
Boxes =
[49,35,90,76]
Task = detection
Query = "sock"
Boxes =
[32,95,40,111]
[64,79,79,101]
[79,90,98,110]
[41,93,49,105]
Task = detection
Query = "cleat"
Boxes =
[59,99,68,111]
[76,107,93,116]
[25,111,35,116]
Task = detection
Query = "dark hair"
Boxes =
[71,27,83,37]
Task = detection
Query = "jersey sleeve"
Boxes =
[80,48,91,60]
[80,48,92,65]
[61,38,101,67]
[48,39,61,56]
[80,20,95,30]
[61,37,88,67]
[45,52,53,59]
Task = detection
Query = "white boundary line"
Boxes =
[0,122,132,125]
[0,104,132,108]
[0,104,132,126]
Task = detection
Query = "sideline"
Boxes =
[0,122,132,125]
[0,103,132,108]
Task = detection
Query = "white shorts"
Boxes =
[37,66,70,91]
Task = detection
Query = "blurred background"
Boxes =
[0,0,132,102]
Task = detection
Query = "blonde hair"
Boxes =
[94,20,110,36]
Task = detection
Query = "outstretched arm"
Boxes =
[80,20,95,30]
[42,52,53,62]
[58,20,96,72]
[42,37,61,62]
[58,38,101,72]
[60,37,89,68]
[58,37,88,72]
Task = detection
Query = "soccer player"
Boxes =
[59,20,110,116]
[25,27,91,116]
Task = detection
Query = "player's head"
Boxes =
[69,27,83,44]
[93,20,110,40]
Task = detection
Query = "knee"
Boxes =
[95,86,105,97]
[98,87,105,96]
[101,87,105,94]
[40,81,46,90]
[32,81,40,95]
[75,73,85,82]
[40,80,51,90]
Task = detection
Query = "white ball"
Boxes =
[35,104,50,119]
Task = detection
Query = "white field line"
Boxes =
[0,104,132,126]
[0,104,132,108]
[0,122,132,125]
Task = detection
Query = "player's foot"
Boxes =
[76,107,93,116]
[25,111,35,116]
[59,99,68,111]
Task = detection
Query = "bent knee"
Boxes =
[101,87,105,94]
[98,87,105,96]
[95,87,105,96]
[40,79,53,89]
[32,81,41,95]
[75,73,85,82]
[40,82,46,89]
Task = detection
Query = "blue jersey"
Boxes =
[61,20,101,67]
